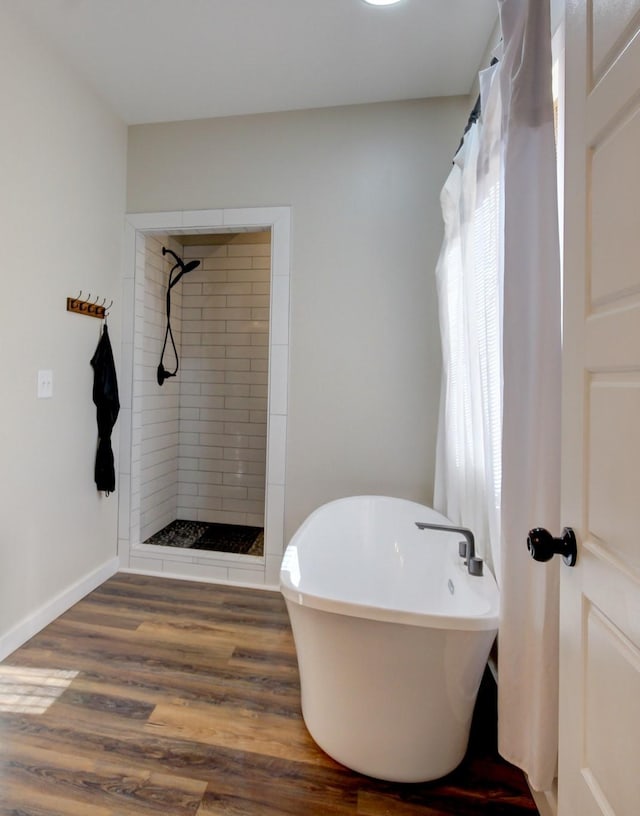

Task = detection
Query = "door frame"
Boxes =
[117,206,291,588]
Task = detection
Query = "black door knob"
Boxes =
[527,527,577,567]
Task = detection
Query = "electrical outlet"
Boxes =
[37,369,53,399]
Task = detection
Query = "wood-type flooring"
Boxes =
[0,573,538,815]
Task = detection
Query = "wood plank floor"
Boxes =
[0,573,538,815]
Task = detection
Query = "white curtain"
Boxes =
[497,0,561,792]
[434,0,561,792]
[434,60,502,576]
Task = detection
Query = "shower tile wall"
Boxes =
[139,234,184,541]
[177,233,270,527]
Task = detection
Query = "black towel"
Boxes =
[90,325,120,494]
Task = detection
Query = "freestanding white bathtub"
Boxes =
[280,495,499,783]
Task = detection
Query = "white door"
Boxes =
[559,1,640,814]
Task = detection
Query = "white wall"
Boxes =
[128,98,468,540]
[139,234,182,541]
[138,233,271,541]
[178,237,270,528]
[0,5,127,656]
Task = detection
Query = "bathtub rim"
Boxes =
[280,495,499,632]
[280,585,499,631]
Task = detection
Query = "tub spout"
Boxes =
[415,522,484,576]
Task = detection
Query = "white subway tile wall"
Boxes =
[178,233,270,527]
[139,235,183,542]
[139,234,271,540]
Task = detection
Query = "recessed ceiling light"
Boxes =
[362,0,403,6]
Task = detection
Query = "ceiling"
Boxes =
[15,0,499,125]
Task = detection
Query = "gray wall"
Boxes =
[0,5,127,653]
[127,97,468,540]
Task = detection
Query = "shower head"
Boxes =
[182,259,201,274]
[162,246,201,287]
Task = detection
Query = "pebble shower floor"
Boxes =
[143,520,264,556]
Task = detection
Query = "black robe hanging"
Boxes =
[90,325,120,494]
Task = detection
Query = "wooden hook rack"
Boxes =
[66,292,112,319]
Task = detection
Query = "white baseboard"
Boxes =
[528,780,558,816]
[0,557,119,662]
[120,566,280,593]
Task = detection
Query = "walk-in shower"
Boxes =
[120,205,290,588]
[137,230,272,557]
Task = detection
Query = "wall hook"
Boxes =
[66,292,110,320]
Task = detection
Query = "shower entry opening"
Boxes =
[119,206,290,587]
[139,229,272,558]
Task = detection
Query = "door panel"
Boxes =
[591,107,640,304]
[591,0,640,81]
[583,601,640,814]
[588,374,640,574]
[560,1,640,813]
